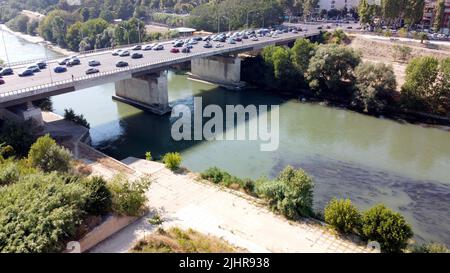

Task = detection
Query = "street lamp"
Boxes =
[0,25,11,66]
[222,15,231,32]
[120,26,130,45]
[38,41,53,84]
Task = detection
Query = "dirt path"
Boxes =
[90,158,375,253]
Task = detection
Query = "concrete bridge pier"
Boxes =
[113,71,171,115]
[0,102,44,126]
[190,55,245,89]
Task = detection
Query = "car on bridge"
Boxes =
[227,38,236,44]
[131,45,142,50]
[173,41,184,48]
[88,60,101,66]
[67,57,81,66]
[0,67,13,76]
[54,66,67,73]
[18,69,34,77]
[181,47,191,53]
[85,68,100,75]
[203,42,213,48]
[170,48,180,53]
[131,52,143,59]
[35,61,47,69]
[112,49,123,56]
[119,50,130,57]
[0,77,4,85]
[153,44,164,51]
[58,58,71,65]
[143,44,155,51]
[26,65,40,72]
[115,61,128,68]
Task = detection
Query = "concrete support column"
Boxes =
[113,71,171,115]
[190,55,244,89]
[21,102,44,126]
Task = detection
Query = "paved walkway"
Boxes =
[90,158,373,253]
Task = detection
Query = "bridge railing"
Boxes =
[0,32,319,102]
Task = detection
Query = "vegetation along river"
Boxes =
[1,29,449,246]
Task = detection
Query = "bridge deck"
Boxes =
[0,30,319,106]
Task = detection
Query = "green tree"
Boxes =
[108,175,151,216]
[434,0,445,31]
[81,176,113,215]
[28,134,72,173]
[361,204,413,253]
[6,14,29,33]
[291,38,318,74]
[307,44,361,97]
[0,120,36,156]
[353,62,397,114]
[256,166,314,219]
[324,198,361,234]
[404,0,425,26]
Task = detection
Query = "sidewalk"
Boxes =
[90,158,374,253]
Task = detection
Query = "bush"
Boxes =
[145,151,152,161]
[361,204,413,253]
[392,45,412,62]
[0,172,90,252]
[353,62,397,114]
[0,120,36,157]
[162,152,182,171]
[256,166,314,219]
[0,161,20,186]
[201,167,229,184]
[64,108,90,129]
[410,243,449,253]
[324,198,361,234]
[28,135,72,173]
[81,176,112,215]
[108,175,151,216]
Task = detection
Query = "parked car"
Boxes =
[35,61,47,69]
[115,61,128,67]
[0,67,13,76]
[131,45,142,50]
[112,49,123,56]
[170,48,180,53]
[181,47,191,53]
[131,52,143,59]
[153,44,164,50]
[26,65,40,72]
[18,69,34,77]
[85,68,100,75]
[58,58,71,65]
[54,66,67,73]
[119,50,130,57]
[88,60,101,66]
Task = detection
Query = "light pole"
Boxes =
[246,10,258,29]
[222,15,231,32]
[38,41,53,83]
[1,25,11,66]
[120,26,130,45]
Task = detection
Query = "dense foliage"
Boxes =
[28,134,72,173]
[64,108,90,128]
[324,198,361,234]
[108,174,151,216]
[162,152,182,171]
[256,166,314,219]
[0,120,36,157]
[361,204,413,253]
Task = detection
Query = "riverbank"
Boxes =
[0,24,74,57]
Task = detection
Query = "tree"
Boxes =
[434,0,445,32]
[6,14,29,33]
[256,166,314,219]
[324,199,361,234]
[291,38,318,74]
[401,57,449,115]
[361,204,413,253]
[307,44,361,97]
[353,62,397,114]
[0,120,36,156]
[303,0,319,19]
[28,134,72,173]
[404,0,425,26]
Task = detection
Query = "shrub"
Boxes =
[64,108,90,129]
[0,161,20,186]
[0,172,90,253]
[145,151,152,161]
[28,134,72,173]
[361,204,413,253]
[108,175,151,216]
[256,166,314,219]
[81,176,112,215]
[0,120,36,157]
[392,45,412,62]
[162,152,182,171]
[201,167,229,184]
[353,62,397,114]
[324,198,361,234]
[410,243,449,253]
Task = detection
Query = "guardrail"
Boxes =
[0,32,318,103]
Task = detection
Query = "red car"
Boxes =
[170,48,180,53]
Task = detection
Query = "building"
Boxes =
[422,0,450,33]
[316,0,360,11]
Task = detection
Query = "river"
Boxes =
[1,29,449,246]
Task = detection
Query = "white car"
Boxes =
[26,65,40,72]
[88,60,101,66]
[215,44,224,48]
[112,49,123,56]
